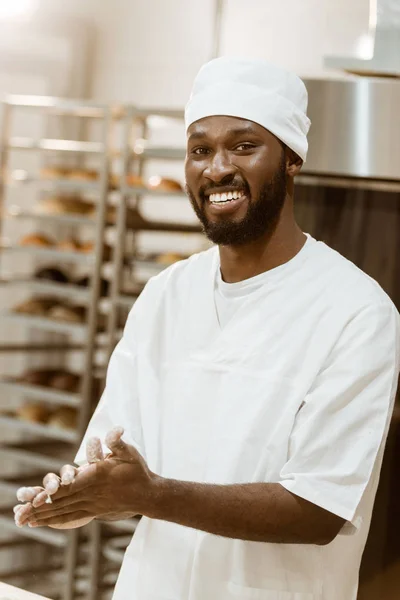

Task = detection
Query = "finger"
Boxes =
[105,426,127,455]
[13,504,25,515]
[16,486,43,503]
[32,490,52,508]
[14,502,33,527]
[86,437,104,463]
[31,493,88,516]
[43,473,60,495]
[29,510,91,529]
[29,500,88,522]
[36,464,96,502]
[60,464,77,486]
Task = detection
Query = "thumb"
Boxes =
[105,426,129,456]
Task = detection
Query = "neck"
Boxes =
[218,204,306,284]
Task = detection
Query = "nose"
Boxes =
[203,149,236,183]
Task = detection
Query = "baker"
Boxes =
[15,57,400,600]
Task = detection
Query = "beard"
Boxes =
[186,154,287,246]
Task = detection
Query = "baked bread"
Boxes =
[19,368,59,387]
[19,233,54,247]
[147,176,183,192]
[17,402,51,424]
[14,298,58,316]
[40,166,69,180]
[49,371,80,393]
[47,305,86,323]
[34,267,70,284]
[155,252,186,265]
[48,406,77,430]
[68,169,98,182]
[57,239,81,252]
[36,197,94,216]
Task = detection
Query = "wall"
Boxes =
[16,0,372,105]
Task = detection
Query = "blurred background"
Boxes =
[0,0,399,598]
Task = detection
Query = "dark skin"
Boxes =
[16,116,345,545]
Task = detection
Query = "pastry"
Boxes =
[19,368,59,387]
[47,305,86,324]
[34,267,70,284]
[57,238,81,252]
[40,166,69,180]
[68,169,98,182]
[36,197,94,216]
[19,233,54,247]
[48,406,77,430]
[49,372,80,393]
[155,252,186,265]
[17,402,51,424]
[147,176,183,192]
[126,174,145,188]
[14,298,58,316]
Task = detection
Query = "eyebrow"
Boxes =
[188,125,259,142]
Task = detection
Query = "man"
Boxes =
[15,57,400,599]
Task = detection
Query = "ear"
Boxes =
[286,148,303,178]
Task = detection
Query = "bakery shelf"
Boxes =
[132,145,186,160]
[0,414,79,443]
[8,137,104,154]
[8,171,101,192]
[4,94,111,118]
[8,206,96,227]
[0,312,88,335]
[0,440,73,471]
[123,184,186,198]
[4,279,91,303]
[132,108,184,120]
[0,244,95,264]
[0,379,80,408]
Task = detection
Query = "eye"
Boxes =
[235,143,256,151]
[191,147,210,156]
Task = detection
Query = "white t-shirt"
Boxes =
[76,234,400,600]
[214,235,313,328]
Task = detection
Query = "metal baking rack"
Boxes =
[0,95,114,600]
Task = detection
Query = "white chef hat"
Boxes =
[185,56,311,162]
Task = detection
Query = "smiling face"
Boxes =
[185,116,288,246]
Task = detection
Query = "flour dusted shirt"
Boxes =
[75,235,400,600]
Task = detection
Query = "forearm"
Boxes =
[147,478,342,545]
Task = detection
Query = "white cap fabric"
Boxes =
[185,57,311,162]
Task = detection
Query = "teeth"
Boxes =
[209,191,244,204]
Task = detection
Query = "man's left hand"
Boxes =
[20,428,155,528]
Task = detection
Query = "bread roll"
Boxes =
[155,253,186,265]
[57,239,81,252]
[68,169,98,182]
[40,166,69,180]
[34,267,70,284]
[48,406,77,430]
[19,233,54,247]
[47,305,86,323]
[20,368,59,387]
[14,298,58,316]
[49,372,80,393]
[17,402,51,424]
[36,197,94,216]
[147,176,183,192]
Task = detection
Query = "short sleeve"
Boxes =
[74,301,145,466]
[279,302,400,529]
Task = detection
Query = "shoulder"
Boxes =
[311,240,397,314]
